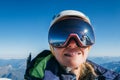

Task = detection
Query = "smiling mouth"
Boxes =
[64,52,81,57]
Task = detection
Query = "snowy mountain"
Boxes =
[101,61,120,73]
[0,78,12,80]
[89,57,120,73]
[89,56,120,64]
[0,59,26,69]
[0,59,26,80]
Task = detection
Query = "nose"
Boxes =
[67,39,78,48]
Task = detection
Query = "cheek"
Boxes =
[53,48,64,60]
[82,48,89,61]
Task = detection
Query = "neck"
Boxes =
[70,67,80,80]
[64,66,81,80]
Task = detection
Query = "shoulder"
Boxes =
[24,50,53,80]
[87,60,120,80]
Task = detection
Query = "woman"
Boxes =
[24,10,120,80]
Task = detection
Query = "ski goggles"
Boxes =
[48,18,95,48]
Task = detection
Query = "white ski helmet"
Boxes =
[50,10,91,27]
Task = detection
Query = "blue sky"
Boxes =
[0,0,120,59]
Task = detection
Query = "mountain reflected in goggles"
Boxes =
[48,18,95,48]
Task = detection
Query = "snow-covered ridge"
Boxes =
[0,78,12,80]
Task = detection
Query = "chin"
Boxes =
[65,61,83,68]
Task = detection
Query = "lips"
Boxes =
[64,52,81,57]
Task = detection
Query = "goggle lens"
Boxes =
[48,18,95,47]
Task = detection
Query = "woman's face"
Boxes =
[52,39,91,68]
